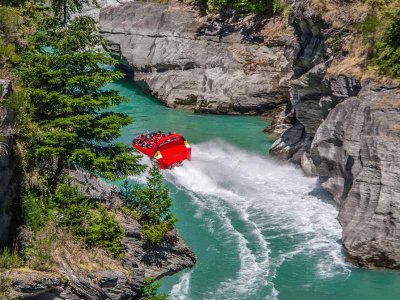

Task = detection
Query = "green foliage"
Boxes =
[84,207,125,257]
[0,135,6,154]
[141,278,169,300]
[52,182,124,256]
[21,181,124,257]
[0,247,24,269]
[0,5,21,68]
[0,274,12,299]
[50,0,98,25]
[17,15,144,182]
[121,165,176,226]
[142,222,169,245]
[206,0,280,14]
[374,8,400,77]
[24,228,56,270]
[120,165,176,244]
[120,205,142,221]
[22,192,48,232]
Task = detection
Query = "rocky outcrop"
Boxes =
[270,1,400,269]
[305,86,400,268]
[270,3,361,162]
[98,1,296,114]
[0,79,17,247]
[6,170,196,300]
[71,169,196,280]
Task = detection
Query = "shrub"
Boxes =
[52,182,124,257]
[142,222,170,245]
[125,165,176,226]
[206,0,280,14]
[141,278,168,300]
[0,248,24,269]
[22,193,48,233]
[374,9,400,77]
[120,205,142,221]
[24,227,56,271]
[0,274,12,299]
[84,207,125,257]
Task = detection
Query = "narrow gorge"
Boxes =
[1,0,400,299]
[95,0,400,270]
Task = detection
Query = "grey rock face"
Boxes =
[306,87,400,268]
[270,0,361,161]
[98,2,296,114]
[270,0,400,270]
[0,79,17,247]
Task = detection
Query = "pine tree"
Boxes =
[50,0,98,26]
[132,164,175,226]
[18,15,144,184]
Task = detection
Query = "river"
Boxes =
[109,77,400,300]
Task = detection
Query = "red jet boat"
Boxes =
[132,131,191,169]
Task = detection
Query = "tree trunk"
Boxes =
[51,157,64,193]
[63,0,67,27]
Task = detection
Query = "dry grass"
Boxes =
[22,224,126,274]
[373,94,400,109]
[260,16,293,42]
[311,0,373,29]
[309,0,400,80]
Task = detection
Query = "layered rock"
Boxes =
[270,4,361,163]
[6,170,196,299]
[270,1,400,269]
[0,79,17,247]
[98,1,296,114]
[305,86,400,268]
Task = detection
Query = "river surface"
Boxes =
[110,77,400,300]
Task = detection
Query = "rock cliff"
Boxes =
[306,86,400,268]
[92,0,400,269]
[98,1,296,114]
[270,1,400,268]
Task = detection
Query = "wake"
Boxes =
[133,140,349,299]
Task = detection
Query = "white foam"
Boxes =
[162,140,348,298]
[170,271,192,300]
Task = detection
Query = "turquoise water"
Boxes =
[110,77,400,300]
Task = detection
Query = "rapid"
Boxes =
[110,77,400,300]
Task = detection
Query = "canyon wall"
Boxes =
[94,0,400,269]
[270,2,400,268]
[98,1,297,114]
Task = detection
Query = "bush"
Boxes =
[374,9,400,77]
[141,278,168,300]
[123,165,176,226]
[0,248,24,269]
[52,182,124,257]
[142,222,170,245]
[84,207,125,257]
[206,0,280,14]
[0,274,12,299]
[24,228,56,271]
[22,193,48,233]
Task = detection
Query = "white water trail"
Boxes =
[139,140,349,299]
[170,271,192,300]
